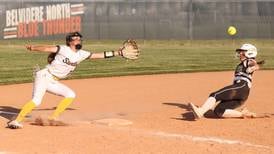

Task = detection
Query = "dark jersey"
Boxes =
[208,59,257,117]
[234,58,256,87]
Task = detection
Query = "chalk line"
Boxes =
[100,126,272,150]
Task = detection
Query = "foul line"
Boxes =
[102,126,271,150]
[151,130,271,150]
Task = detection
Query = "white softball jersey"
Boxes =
[32,45,91,106]
[47,45,92,79]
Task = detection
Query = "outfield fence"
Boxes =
[1,0,274,40]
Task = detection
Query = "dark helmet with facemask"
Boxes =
[66,32,83,49]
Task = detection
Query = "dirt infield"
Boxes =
[0,71,273,154]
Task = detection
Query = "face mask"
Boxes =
[75,44,82,50]
[235,52,240,59]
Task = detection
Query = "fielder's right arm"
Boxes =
[26,45,58,53]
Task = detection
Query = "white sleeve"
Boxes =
[246,59,257,73]
[57,45,67,55]
[243,60,248,67]
[79,50,92,61]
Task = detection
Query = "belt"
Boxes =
[234,77,252,88]
[47,69,60,81]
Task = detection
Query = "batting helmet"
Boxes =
[66,32,83,46]
[236,43,257,58]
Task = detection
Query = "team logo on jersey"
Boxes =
[63,58,77,66]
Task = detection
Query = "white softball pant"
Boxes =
[32,68,76,106]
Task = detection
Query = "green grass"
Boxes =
[0,39,274,85]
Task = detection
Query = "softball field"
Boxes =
[0,70,273,154]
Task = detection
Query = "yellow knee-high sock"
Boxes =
[15,101,36,122]
[49,97,74,120]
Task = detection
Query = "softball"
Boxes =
[227,26,237,36]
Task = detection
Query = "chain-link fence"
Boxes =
[1,0,274,40]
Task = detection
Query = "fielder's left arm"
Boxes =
[89,39,140,60]
[89,50,122,59]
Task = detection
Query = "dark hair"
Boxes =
[66,32,82,46]
[48,52,57,64]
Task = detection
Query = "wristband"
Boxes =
[104,51,115,58]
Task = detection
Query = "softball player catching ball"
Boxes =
[7,32,139,129]
[189,43,263,119]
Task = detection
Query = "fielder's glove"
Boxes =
[119,39,140,60]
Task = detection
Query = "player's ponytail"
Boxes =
[48,53,57,64]
[47,46,60,64]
